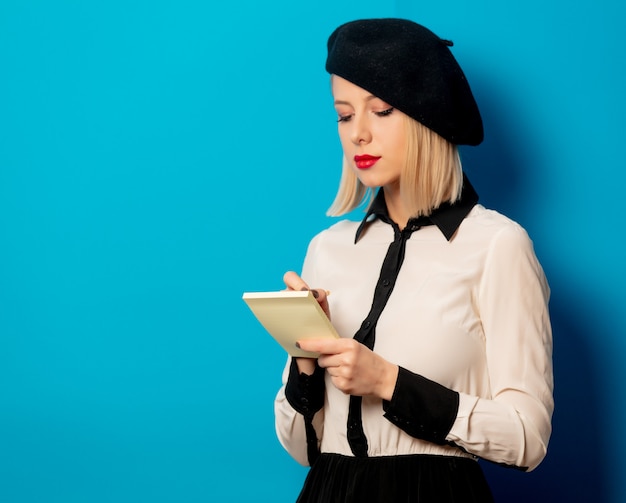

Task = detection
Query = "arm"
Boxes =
[381,223,553,471]
[274,356,326,466]
[274,269,330,465]
[446,223,553,471]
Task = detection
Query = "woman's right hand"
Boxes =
[283,270,330,375]
[282,271,330,318]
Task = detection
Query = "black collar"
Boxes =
[355,174,479,243]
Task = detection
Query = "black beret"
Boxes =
[326,18,483,146]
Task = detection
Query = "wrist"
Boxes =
[296,357,317,376]
[377,362,399,401]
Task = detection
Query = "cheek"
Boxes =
[387,126,408,158]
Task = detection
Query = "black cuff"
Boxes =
[285,358,325,417]
[382,366,459,444]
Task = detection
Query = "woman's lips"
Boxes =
[354,154,381,169]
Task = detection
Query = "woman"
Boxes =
[274,18,553,502]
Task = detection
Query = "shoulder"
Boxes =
[307,219,361,247]
[322,219,362,235]
[460,204,534,247]
[462,205,545,281]
[300,219,362,281]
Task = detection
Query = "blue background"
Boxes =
[1,1,624,501]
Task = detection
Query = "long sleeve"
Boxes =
[275,357,326,466]
[382,366,460,445]
[444,222,553,471]
[379,222,552,470]
[273,210,553,468]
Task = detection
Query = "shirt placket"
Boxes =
[347,221,422,457]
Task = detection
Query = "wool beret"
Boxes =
[326,18,483,146]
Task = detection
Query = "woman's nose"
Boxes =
[350,116,372,145]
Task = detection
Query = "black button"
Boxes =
[363,320,371,329]
[382,279,390,287]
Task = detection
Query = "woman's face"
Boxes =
[332,75,408,190]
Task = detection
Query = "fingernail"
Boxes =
[300,287,309,291]
[295,342,301,349]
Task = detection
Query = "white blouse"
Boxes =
[275,203,553,472]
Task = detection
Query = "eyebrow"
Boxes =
[334,95,379,106]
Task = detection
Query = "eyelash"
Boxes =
[336,107,395,123]
[375,107,394,117]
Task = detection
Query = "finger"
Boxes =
[283,271,309,292]
[296,337,343,355]
[311,288,331,317]
[317,353,343,370]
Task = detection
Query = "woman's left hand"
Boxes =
[296,338,399,400]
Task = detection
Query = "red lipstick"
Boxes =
[354,154,381,169]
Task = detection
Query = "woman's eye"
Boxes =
[374,107,394,117]
[337,114,353,123]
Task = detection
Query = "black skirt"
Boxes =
[296,453,494,503]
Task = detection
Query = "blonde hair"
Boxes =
[327,115,463,218]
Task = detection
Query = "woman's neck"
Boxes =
[382,185,411,231]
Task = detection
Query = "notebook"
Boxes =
[242,290,339,357]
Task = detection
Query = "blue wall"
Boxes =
[1,1,624,501]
